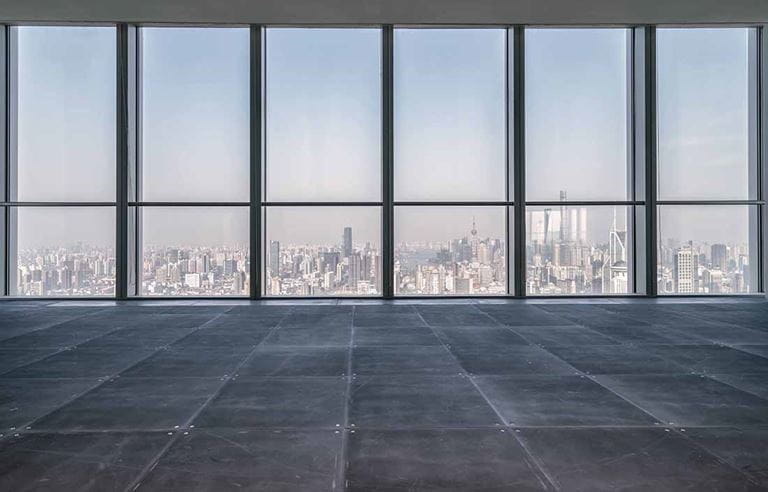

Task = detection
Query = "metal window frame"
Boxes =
[0,22,765,301]
[653,25,764,296]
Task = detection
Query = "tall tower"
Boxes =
[343,227,353,257]
[559,190,569,241]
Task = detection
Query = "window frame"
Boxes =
[0,23,763,299]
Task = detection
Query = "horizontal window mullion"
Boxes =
[1,202,117,207]
[130,202,250,207]
[525,201,644,206]
[262,202,383,207]
[656,200,764,206]
[394,201,513,206]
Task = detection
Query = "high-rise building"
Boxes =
[711,243,728,271]
[269,241,280,276]
[343,227,353,257]
[674,243,698,293]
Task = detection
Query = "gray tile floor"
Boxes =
[0,300,767,490]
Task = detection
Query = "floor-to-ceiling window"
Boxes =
[7,26,116,297]
[0,24,763,299]
[136,27,250,296]
[524,28,636,295]
[393,28,508,296]
[263,28,382,296]
[656,28,760,294]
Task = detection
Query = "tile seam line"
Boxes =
[123,306,296,492]
[416,307,560,492]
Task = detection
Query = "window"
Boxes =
[524,29,635,295]
[525,29,631,201]
[658,206,757,294]
[139,207,249,296]
[657,28,756,201]
[265,207,381,296]
[263,28,382,297]
[526,206,632,295]
[13,207,115,296]
[0,25,763,300]
[13,27,116,202]
[265,28,381,202]
[395,207,506,295]
[136,28,250,296]
[394,29,506,202]
[140,28,250,202]
[6,26,116,297]
[656,28,760,295]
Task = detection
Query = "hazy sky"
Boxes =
[141,28,250,202]
[10,26,756,249]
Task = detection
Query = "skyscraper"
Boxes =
[269,241,280,276]
[674,242,698,293]
[343,227,353,257]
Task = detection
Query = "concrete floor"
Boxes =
[0,299,767,490]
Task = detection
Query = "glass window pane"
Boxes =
[395,206,506,295]
[141,28,250,202]
[265,207,381,296]
[265,29,381,202]
[15,27,116,202]
[140,207,249,296]
[394,29,506,201]
[13,207,115,296]
[525,29,630,202]
[526,205,632,295]
[657,28,755,200]
[658,205,757,294]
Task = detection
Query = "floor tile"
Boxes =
[646,345,768,374]
[448,345,579,376]
[3,347,155,378]
[349,375,502,428]
[352,346,463,375]
[353,327,441,346]
[545,345,689,375]
[416,307,498,327]
[0,348,58,375]
[33,377,221,431]
[121,346,252,378]
[510,326,620,347]
[732,345,768,358]
[194,377,347,428]
[477,305,579,326]
[347,429,548,491]
[686,427,768,486]
[239,347,348,377]
[665,324,768,345]
[518,428,757,491]
[170,325,272,348]
[0,319,122,349]
[78,325,200,349]
[138,429,342,491]
[595,374,768,426]
[0,378,100,430]
[353,312,426,328]
[475,375,658,426]
[262,326,352,347]
[584,321,704,344]
[0,432,172,492]
[434,326,529,346]
[708,373,768,399]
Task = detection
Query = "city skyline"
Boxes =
[5,26,761,296]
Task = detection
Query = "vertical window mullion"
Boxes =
[250,25,262,300]
[512,26,526,297]
[760,25,768,294]
[382,25,394,299]
[644,26,658,297]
